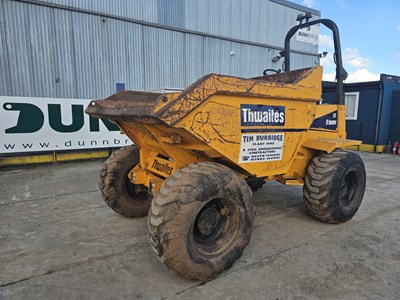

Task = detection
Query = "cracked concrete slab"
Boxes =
[0,153,399,299]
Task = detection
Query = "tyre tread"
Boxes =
[148,161,255,280]
[303,149,365,224]
[100,145,151,218]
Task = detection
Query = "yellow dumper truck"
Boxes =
[86,17,366,280]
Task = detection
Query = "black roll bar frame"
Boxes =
[283,19,348,104]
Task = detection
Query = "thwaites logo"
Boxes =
[241,104,285,126]
[151,158,174,176]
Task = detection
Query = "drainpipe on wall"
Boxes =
[374,81,384,152]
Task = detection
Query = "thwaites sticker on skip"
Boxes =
[240,104,285,126]
[239,133,284,163]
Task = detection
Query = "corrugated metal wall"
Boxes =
[0,0,320,99]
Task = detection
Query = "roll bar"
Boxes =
[283,18,348,104]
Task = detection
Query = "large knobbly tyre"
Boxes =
[100,145,151,217]
[148,162,255,280]
[304,149,366,223]
[246,177,265,192]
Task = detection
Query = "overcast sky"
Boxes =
[290,0,400,82]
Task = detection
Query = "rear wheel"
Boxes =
[148,162,255,280]
[303,149,366,223]
[100,145,151,217]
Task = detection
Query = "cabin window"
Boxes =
[345,92,359,120]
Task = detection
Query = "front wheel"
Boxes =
[303,149,366,223]
[148,162,255,280]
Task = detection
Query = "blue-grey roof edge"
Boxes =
[270,0,321,16]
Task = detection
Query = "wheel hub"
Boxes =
[193,198,240,255]
[196,207,220,236]
[340,171,356,207]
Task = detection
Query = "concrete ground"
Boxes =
[0,152,399,299]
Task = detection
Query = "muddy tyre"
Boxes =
[303,149,366,223]
[148,162,255,280]
[246,177,265,192]
[100,145,151,217]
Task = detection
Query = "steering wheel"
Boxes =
[263,69,281,76]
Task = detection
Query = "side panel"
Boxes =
[177,95,317,176]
